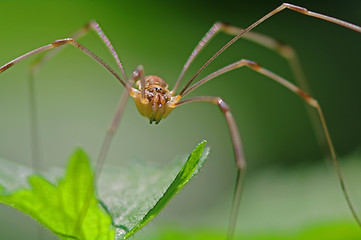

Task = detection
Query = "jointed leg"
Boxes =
[172,22,223,93]
[28,70,41,170]
[73,88,130,235]
[30,21,127,80]
[29,23,91,75]
[179,58,361,227]
[24,21,128,171]
[0,45,54,73]
[0,38,128,88]
[179,3,361,96]
[172,21,308,93]
[89,21,128,81]
[176,96,245,240]
[25,25,128,164]
[23,21,121,240]
[172,20,327,159]
[0,23,132,234]
[181,59,312,98]
[216,23,309,92]
[217,22,331,158]
[94,68,141,179]
[1,37,131,237]
[172,12,350,157]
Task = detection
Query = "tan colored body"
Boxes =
[129,75,180,124]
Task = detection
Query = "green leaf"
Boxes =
[123,140,208,238]
[0,149,114,240]
[0,141,209,240]
[97,140,209,239]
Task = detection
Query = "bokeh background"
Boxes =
[0,0,360,239]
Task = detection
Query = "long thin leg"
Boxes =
[178,58,361,227]
[176,96,246,240]
[27,63,46,240]
[171,20,328,161]
[94,67,140,179]
[27,27,92,178]
[28,69,41,171]
[0,26,130,236]
[89,21,128,81]
[2,38,132,237]
[72,89,130,235]
[172,21,307,93]
[181,59,259,96]
[182,58,316,98]
[29,23,91,75]
[178,3,361,96]
[30,21,127,81]
[172,22,222,93]
[203,23,334,161]
[214,23,310,93]
[94,91,130,181]
[25,24,97,240]
[27,20,129,168]
[0,38,129,89]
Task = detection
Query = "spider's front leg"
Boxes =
[173,21,306,93]
[29,20,127,79]
[29,21,129,170]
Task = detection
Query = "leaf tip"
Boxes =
[68,148,91,168]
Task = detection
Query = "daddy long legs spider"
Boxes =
[1,2,361,239]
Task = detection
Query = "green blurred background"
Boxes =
[0,0,360,239]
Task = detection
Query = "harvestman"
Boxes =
[1,3,361,239]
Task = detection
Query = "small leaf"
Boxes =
[98,140,209,239]
[124,140,208,238]
[0,149,114,240]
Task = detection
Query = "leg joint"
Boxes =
[243,59,261,70]
[52,38,74,47]
[296,89,319,107]
[283,3,308,14]
[217,21,230,27]
[216,97,230,113]
[0,62,14,73]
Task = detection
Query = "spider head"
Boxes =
[130,75,180,124]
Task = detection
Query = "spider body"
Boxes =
[130,74,180,124]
